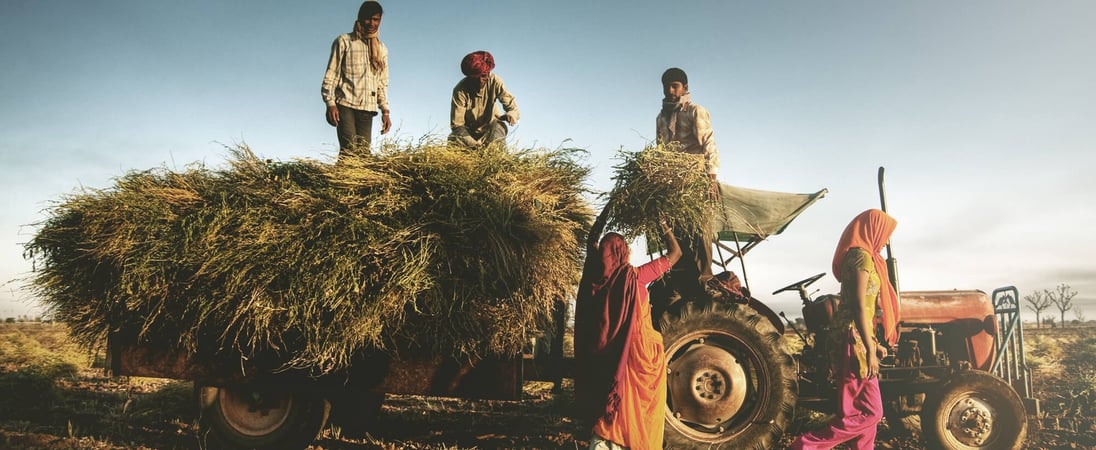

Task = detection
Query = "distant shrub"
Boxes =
[0,366,65,421]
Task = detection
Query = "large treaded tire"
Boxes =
[921,371,1026,450]
[197,383,329,450]
[659,301,797,449]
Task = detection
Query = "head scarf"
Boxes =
[831,209,900,345]
[460,51,495,77]
[573,232,640,425]
[354,1,385,73]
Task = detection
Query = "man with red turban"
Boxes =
[449,51,520,148]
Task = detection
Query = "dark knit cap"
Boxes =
[661,67,688,86]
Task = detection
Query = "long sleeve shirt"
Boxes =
[450,73,519,138]
[321,33,389,113]
[656,99,719,175]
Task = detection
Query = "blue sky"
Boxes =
[2,0,1094,322]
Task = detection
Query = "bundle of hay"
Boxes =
[24,141,591,374]
[603,145,717,242]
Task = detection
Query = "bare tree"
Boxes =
[1074,308,1087,324]
[1025,290,1053,328]
[1048,283,1078,328]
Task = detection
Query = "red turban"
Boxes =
[460,51,495,77]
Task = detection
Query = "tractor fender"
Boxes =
[737,298,785,335]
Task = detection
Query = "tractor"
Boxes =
[650,168,1034,449]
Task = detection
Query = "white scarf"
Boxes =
[660,93,691,137]
[354,22,385,73]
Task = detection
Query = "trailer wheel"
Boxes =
[921,371,1026,450]
[198,383,329,450]
[659,300,797,449]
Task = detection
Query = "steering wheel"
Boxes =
[771,272,827,296]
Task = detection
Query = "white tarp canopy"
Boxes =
[713,184,827,243]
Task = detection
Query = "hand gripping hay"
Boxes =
[603,145,717,242]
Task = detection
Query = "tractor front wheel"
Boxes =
[921,371,1026,450]
[659,300,797,449]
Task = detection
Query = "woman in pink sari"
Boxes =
[574,208,681,450]
[790,209,899,450]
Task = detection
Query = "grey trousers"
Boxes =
[336,105,376,157]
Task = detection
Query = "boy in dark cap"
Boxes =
[449,51,520,148]
[322,1,391,157]
[656,67,721,302]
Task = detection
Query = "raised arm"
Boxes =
[587,205,610,254]
[660,220,682,266]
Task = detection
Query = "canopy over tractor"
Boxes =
[706,183,827,293]
[713,183,828,245]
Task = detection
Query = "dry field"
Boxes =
[1,322,1093,449]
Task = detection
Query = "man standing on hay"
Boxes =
[322,1,391,157]
[656,67,721,302]
[449,51,520,148]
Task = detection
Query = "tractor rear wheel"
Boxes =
[920,371,1026,450]
[659,300,797,449]
[197,383,329,450]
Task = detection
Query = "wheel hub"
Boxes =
[667,341,748,428]
[947,397,995,446]
[219,386,294,437]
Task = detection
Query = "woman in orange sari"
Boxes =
[790,209,899,450]
[574,208,681,450]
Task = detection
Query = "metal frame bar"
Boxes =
[991,286,1032,399]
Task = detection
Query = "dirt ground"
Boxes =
[1,322,1094,449]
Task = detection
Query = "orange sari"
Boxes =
[575,233,670,450]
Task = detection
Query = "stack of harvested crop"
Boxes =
[603,145,717,243]
[24,141,591,374]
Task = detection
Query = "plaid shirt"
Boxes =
[656,98,719,175]
[321,33,389,112]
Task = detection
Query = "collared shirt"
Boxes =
[321,33,389,112]
[656,97,720,175]
[450,73,520,137]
